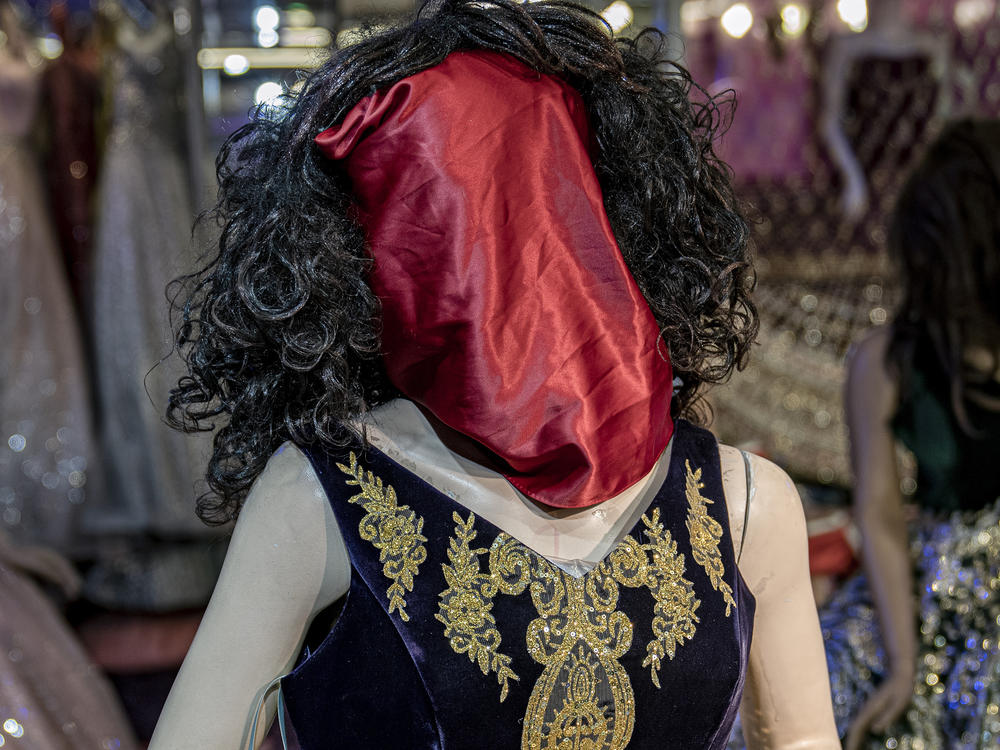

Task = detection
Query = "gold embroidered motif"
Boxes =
[337,452,428,622]
[684,459,737,616]
[637,509,701,688]
[436,512,520,700]
[438,507,702,750]
[506,542,637,750]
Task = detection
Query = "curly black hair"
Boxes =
[887,118,1000,433]
[169,0,757,524]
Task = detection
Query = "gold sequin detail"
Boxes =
[685,459,737,616]
[439,506,702,750]
[436,511,520,700]
[337,452,428,621]
[637,509,701,688]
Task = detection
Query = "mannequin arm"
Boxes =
[842,330,915,747]
[820,31,950,219]
[720,448,839,748]
[148,444,350,750]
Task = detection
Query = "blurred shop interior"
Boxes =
[2,0,1000,746]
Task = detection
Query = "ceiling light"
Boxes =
[258,28,280,47]
[222,54,251,75]
[601,1,634,34]
[255,81,284,106]
[720,3,753,39]
[254,5,280,31]
[780,4,808,36]
[836,0,868,32]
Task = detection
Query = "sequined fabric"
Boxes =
[435,503,711,750]
[89,18,207,538]
[823,502,1000,749]
[86,17,221,607]
[0,49,99,554]
[0,558,138,749]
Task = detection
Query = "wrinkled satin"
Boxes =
[315,50,672,508]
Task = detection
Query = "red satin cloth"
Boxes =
[315,51,672,508]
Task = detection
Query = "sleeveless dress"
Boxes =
[820,340,1000,748]
[281,419,754,749]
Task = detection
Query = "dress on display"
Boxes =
[279,419,754,749]
[0,32,135,748]
[822,337,1000,748]
[0,32,98,554]
[0,534,138,750]
[87,16,221,610]
[43,14,100,312]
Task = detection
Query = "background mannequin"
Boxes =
[820,0,949,218]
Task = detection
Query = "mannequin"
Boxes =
[820,0,949,218]
[150,1,839,747]
[831,120,1000,749]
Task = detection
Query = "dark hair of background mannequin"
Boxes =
[167,0,758,524]
[886,118,1000,433]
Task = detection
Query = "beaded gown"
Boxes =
[87,16,221,610]
[280,418,754,749]
[0,34,97,554]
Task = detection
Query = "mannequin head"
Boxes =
[169,0,756,523]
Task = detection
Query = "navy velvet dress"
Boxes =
[283,419,755,749]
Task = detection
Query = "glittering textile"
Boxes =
[85,19,222,608]
[0,46,98,554]
[337,452,428,622]
[824,502,1000,749]
[89,20,210,539]
[0,553,138,749]
[727,502,1000,750]
[436,503,708,749]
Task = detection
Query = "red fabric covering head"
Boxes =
[315,51,673,508]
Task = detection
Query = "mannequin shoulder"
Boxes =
[718,444,808,591]
[225,442,350,609]
[846,326,897,400]
[237,442,331,534]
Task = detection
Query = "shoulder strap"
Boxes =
[737,450,755,564]
[247,675,289,750]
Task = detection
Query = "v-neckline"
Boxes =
[356,422,686,580]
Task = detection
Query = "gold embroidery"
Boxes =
[438,509,701,750]
[684,459,737,616]
[436,512,520,700]
[637,509,701,688]
[507,543,636,750]
[337,452,428,622]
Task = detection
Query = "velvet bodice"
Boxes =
[283,419,755,749]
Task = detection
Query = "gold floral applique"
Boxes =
[337,452,428,622]
[436,512,520,700]
[684,459,737,616]
[637,508,701,687]
[437,509,701,750]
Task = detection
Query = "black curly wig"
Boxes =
[886,118,1000,434]
[168,0,757,524]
